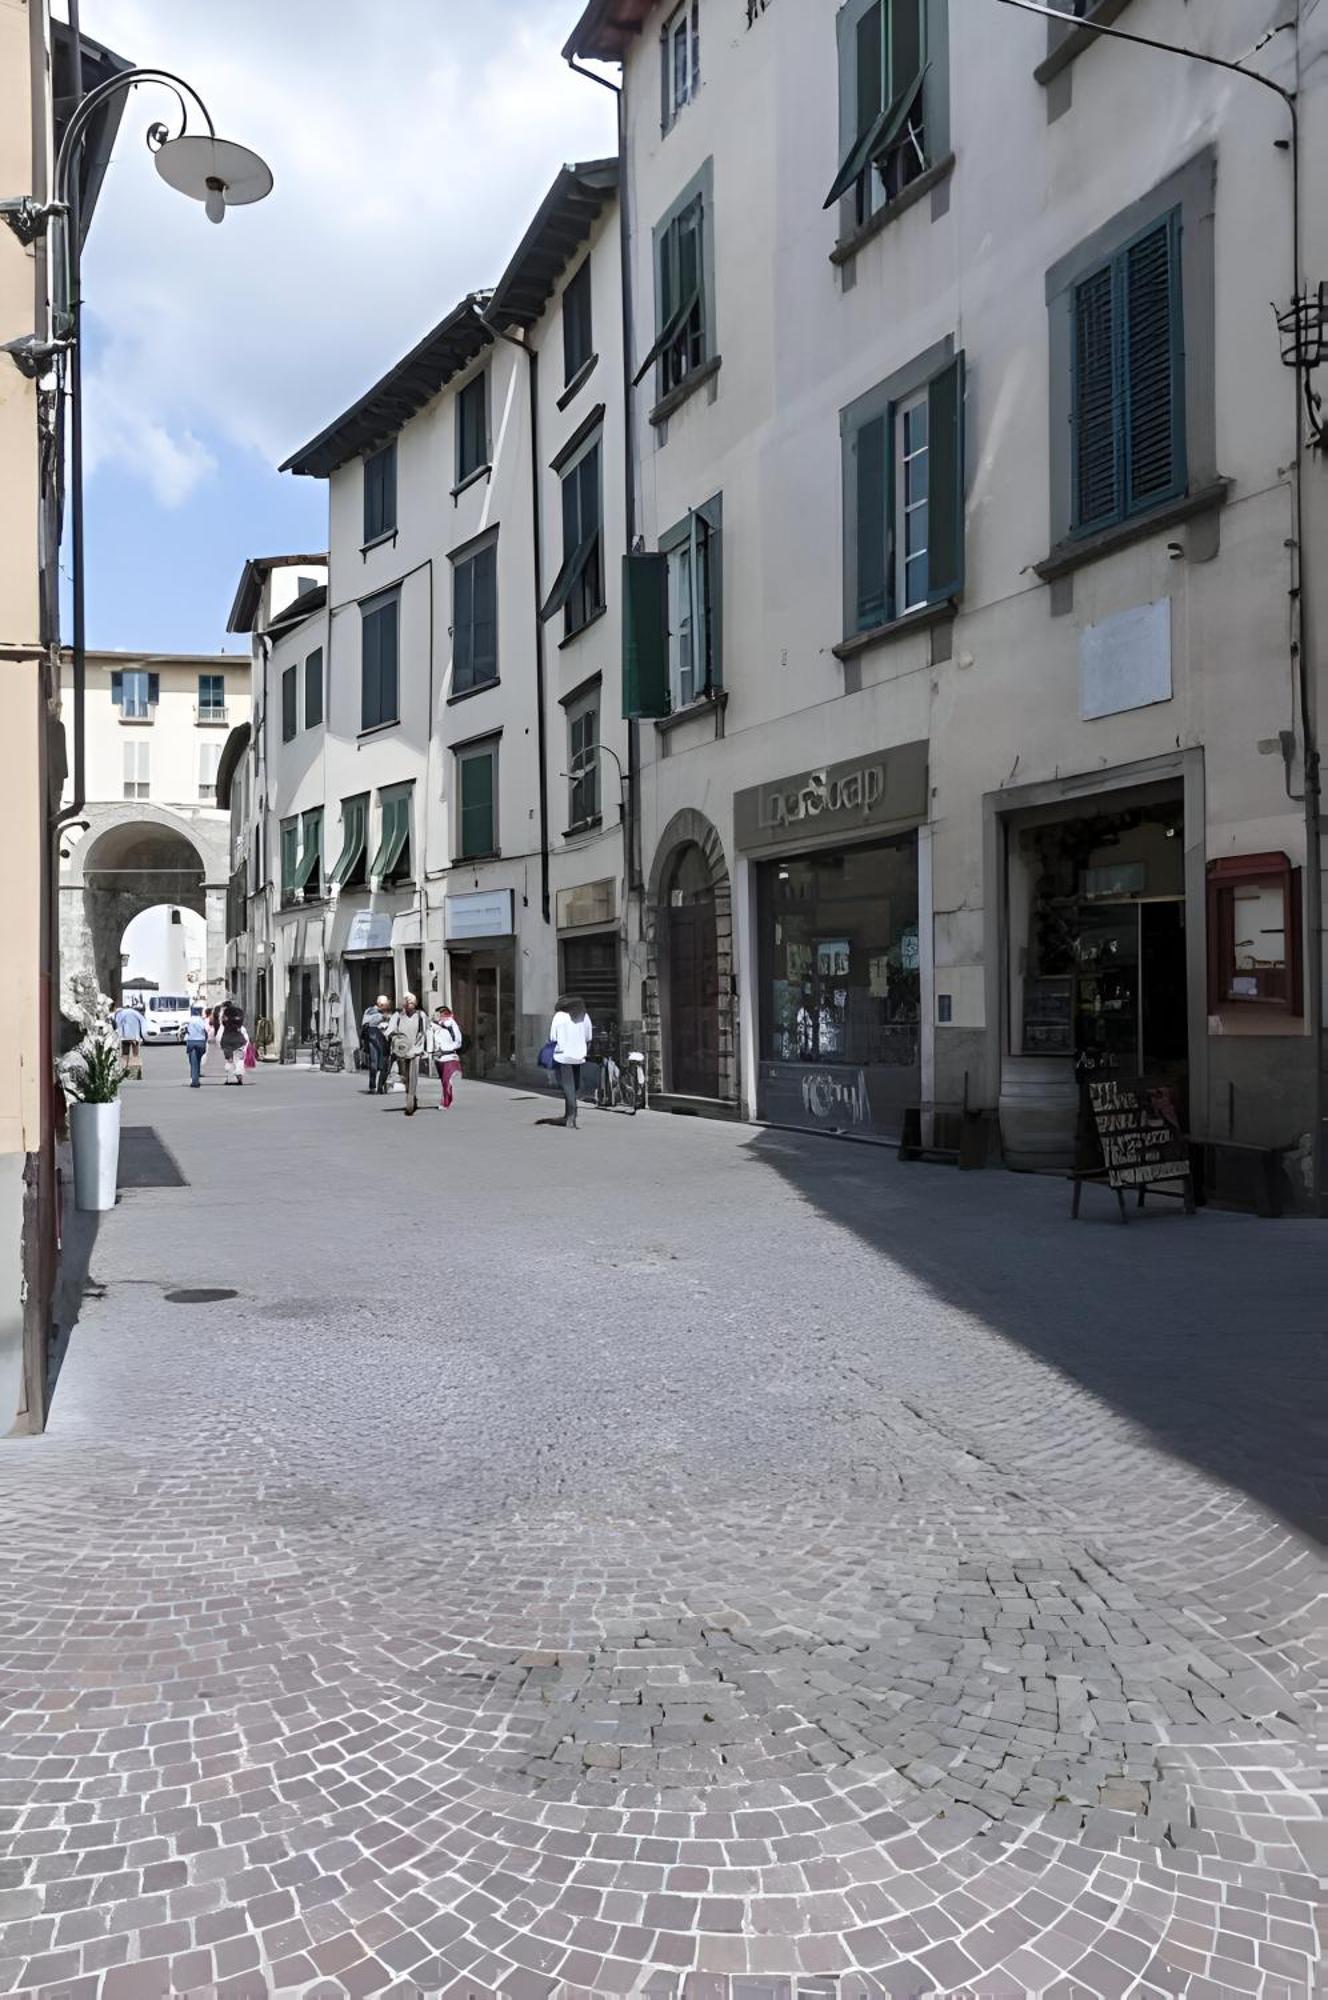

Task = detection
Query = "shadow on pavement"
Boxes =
[48,1167,100,1408]
[744,1127,1328,1544]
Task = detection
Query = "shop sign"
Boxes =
[345,911,392,954]
[446,889,514,941]
[556,879,616,932]
[735,740,927,851]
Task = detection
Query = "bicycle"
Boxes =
[594,1041,648,1116]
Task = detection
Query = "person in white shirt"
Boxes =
[430,1005,464,1111]
[549,997,593,1128]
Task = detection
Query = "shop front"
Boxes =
[446,889,516,1080]
[556,879,620,1046]
[736,742,929,1141]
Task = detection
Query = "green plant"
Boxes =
[64,1038,124,1103]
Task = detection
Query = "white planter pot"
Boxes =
[70,1099,122,1211]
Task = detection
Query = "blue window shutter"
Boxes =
[1124,214,1184,512]
[927,351,965,604]
[855,412,891,631]
[1072,262,1120,531]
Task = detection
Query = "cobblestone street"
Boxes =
[0,1060,1323,1998]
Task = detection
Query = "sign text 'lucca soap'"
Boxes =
[734,741,928,852]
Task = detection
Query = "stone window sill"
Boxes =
[451,463,492,502]
[357,719,400,742]
[361,529,398,556]
[829,153,956,269]
[448,678,500,707]
[648,355,722,428]
[559,603,608,649]
[1034,479,1229,582]
[654,689,728,734]
[832,599,956,661]
[562,816,604,841]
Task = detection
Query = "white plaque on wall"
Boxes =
[1079,598,1172,721]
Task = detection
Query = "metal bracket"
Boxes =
[0,196,68,245]
[3,334,73,379]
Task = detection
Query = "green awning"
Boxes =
[294,818,322,892]
[328,799,366,885]
[370,793,410,880]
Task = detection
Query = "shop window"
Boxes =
[1207,854,1302,1014]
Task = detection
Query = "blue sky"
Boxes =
[72,0,615,657]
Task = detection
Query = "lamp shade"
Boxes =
[153,134,273,217]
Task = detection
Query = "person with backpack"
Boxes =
[547,995,593,1128]
[430,1003,465,1110]
[218,997,249,1086]
[183,1011,209,1087]
[388,993,428,1115]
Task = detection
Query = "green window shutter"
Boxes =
[1124,214,1184,511]
[926,351,965,604]
[281,821,299,895]
[622,552,670,719]
[1072,261,1120,531]
[453,555,475,690]
[696,495,723,692]
[890,0,923,124]
[380,600,398,724]
[473,544,497,683]
[858,2,884,139]
[282,665,297,741]
[362,607,381,728]
[304,649,323,729]
[459,753,494,858]
[854,412,891,631]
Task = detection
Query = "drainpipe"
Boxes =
[52,0,85,832]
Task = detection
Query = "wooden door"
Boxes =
[669,894,719,1096]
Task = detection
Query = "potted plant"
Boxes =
[60,982,124,1212]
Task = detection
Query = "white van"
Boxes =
[141,994,194,1044]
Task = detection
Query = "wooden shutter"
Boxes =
[1072,262,1120,530]
[282,665,297,740]
[857,3,884,147]
[362,605,381,729]
[305,649,323,729]
[854,412,890,631]
[453,555,475,691]
[460,752,494,858]
[927,351,966,604]
[622,553,670,718]
[1124,216,1183,510]
[473,544,497,684]
[380,599,398,723]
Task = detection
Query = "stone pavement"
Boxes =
[0,1056,1323,1999]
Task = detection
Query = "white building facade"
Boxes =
[563,0,1328,1208]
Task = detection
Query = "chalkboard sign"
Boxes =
[1087,1079,1188,1187]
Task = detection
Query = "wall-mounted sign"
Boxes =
[1080,598,1172,720]
[446,889,514,941]
[345,911,392,954]
[556,879,616,932]
[735,740,927,852]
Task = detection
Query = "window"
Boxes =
[563,260,594,387]
[541,440,603,640]
[456,372,488,485]
[304,647,323,730]
[329,794,369,889]
[567,691,600,830]
[842,349,964,636]
[1207,854,1302,1014]
[363,441,397,543]
[826,0,929,229]
[111,668,157,719]
[640,196,707,399]
[122,739,150,799]
[662,497,722,710]
[197,672,225,720]
[198,741,222,801]
[1071,212,1184,535]
[370,784,413,885]
[456,742,497,860]
[452,540,498,694]
[281,663,298,742]
[294,807,323,900]
[661,0,700,129]
[360,589,400,732]
[280,816,300,907]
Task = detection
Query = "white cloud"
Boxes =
[70,0,615,494]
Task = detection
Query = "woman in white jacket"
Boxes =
[548,996,592,1128]
[430,1005,464,1111]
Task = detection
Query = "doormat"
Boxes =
[118,1126,187,1189]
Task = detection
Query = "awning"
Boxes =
[540,532,598,622]
[328,799,366,885]
[370,793,410,880]
[293,827,321,893]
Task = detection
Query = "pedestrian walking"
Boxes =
[361,994,393,1095]
[548,995,593,1128]
[113,1000,145,1081]
[218,997,249,1086]
[389,993,428,1115]
[184,1010,209,1087]
[430,1004,464,1110]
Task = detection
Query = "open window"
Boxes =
[328,793,368,891]
[842,348,964,637]
[294,807,323,900]
[825,0,930,229]
[567,687,600,831]
[637,192,708,400]
[1207,854,1302,1015]
[541,437,603,639]
[661,495,723,710]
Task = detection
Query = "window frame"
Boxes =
[359,587,401,734]
[281,662,298,743]
[640,159,716,410]
[451,533,500,697]
[455,370,490,487]
[455,739,499,862]
[660,0,700,132]
[562,258,594,388]
[541,432,604,641]
[197,671,225,719]
[114,667,157,720]
[280,816,301,907]
[828,0,949,239]
[659,494,723,712]
[294,806,324,899]
[304,648,323,730]
[566,686,601,832]
[122,737,150,800]
[363,440,398,545]
[1206,854,1303,1017]
[328,793,369,890]
[198,740,222,801]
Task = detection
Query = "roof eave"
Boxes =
[561,0,654,61]
[486,159,620,333]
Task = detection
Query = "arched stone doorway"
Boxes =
[59,806,226,1012]
[645,809,737,1104]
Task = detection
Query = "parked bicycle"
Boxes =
[308,1029,345,1073]
[594,1037,648,1116]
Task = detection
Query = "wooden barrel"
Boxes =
[999,1056,1079,1171]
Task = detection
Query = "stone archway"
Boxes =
[644,808,737,1103]
[59,804,229,1012]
